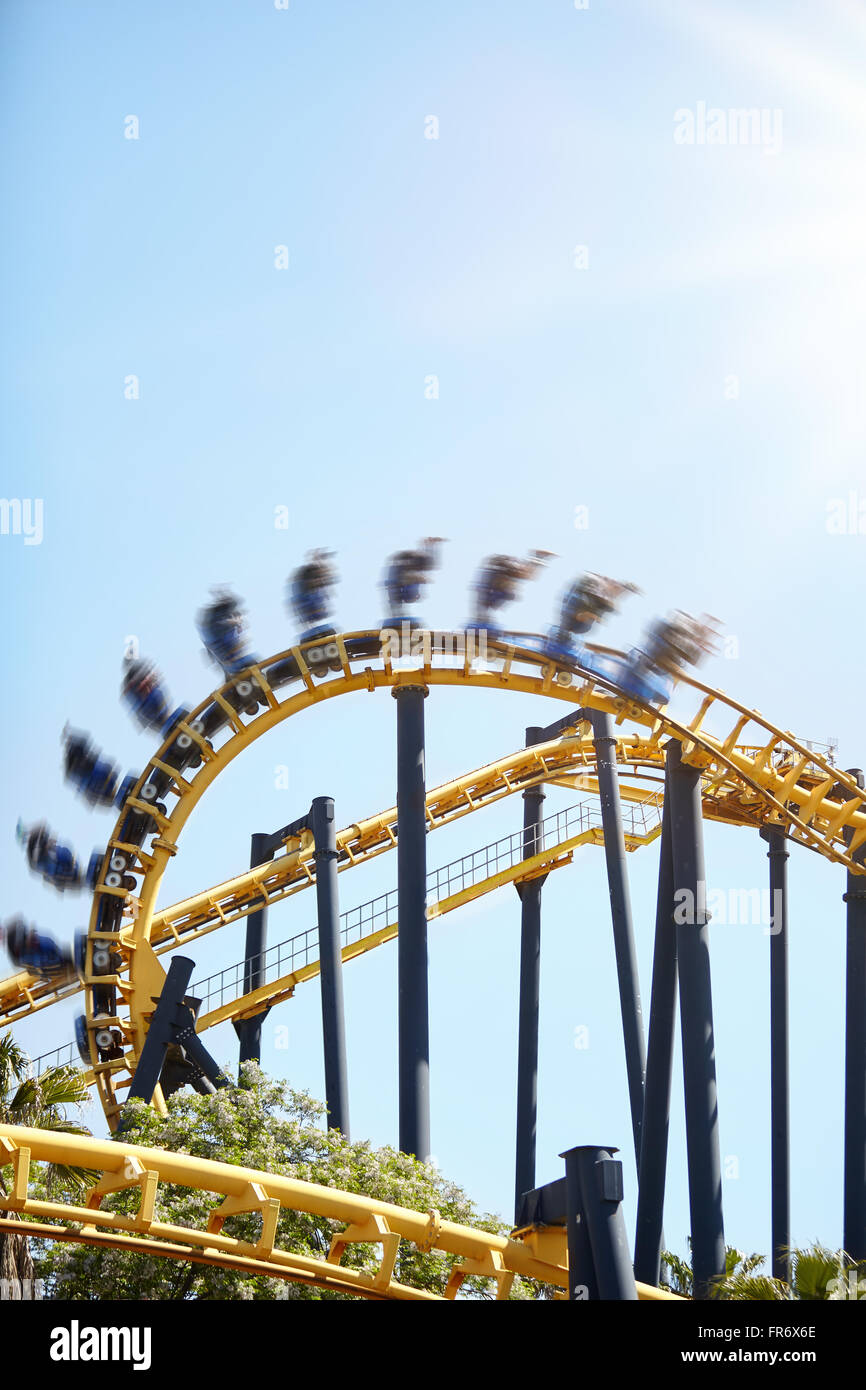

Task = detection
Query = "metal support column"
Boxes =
[123,955,230,1125]
[311,795,350,1137]
[563,1152,599,1302]
[633,777,677,1286]
[561,1144,638,1300]
[514,726,548,1222]
[844,768,866,1263]
[392,684,430,1160]
[762,826,790,1282]
[234,832,273,1067]
[590,709,647,1167]
[667,739,724,1299]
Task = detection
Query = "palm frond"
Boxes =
[788,1243,846,1300]
[0,1032,31,1098]
[716,1272,791,1301]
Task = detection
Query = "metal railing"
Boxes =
[25,1040,78,1076]
[191,795,661,1013]
[28,793,663,1074]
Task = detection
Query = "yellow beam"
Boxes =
[0,1123,566,1294]
[70,629,863,1123]
[0,1124,682,1300]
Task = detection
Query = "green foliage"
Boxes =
[661,1236,865,1301]
[1,1032,97,1195]
[0,1030,96,1291]
[32,1063,549,1300]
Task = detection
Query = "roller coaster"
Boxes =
[2,598,865,1301]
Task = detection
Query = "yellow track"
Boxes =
[8,629,864,1127]
[0,726,664,1027]
[0,1124,678,1300]
[5,625,854,1303]
[19,791,663,1088]
[79,631,866,1122]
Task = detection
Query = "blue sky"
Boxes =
[2,0,866,1269]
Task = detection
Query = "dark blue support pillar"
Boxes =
[234,832,273,1068]
[126,955,197,1109]
[392,684,430,1160]
[634,776,677,1285]
[561,1144,638,1300]
[667,739,724,1299]
[514,726,548,1222]
[311,795,350,1138]
[563,1151,599,1302]
[761,826,790,1283]
[123,954,230,1126]
[843,769,866,1263]
[590,709,647,1167]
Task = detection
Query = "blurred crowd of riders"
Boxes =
[3,544,720,978]
[193,542,719,691]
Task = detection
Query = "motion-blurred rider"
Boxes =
[121,656,171,732]
[382,537,445,628]
[62,728,122,809]
[547,573,640,660]
[121,655,189,738]
[15,820,100,893]
[197,588,258,677]
[469,550,556,634]
[621,611,721,704]
[0,916,74,979]
[287,550,339,642]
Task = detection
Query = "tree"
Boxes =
[661,1236,866,1300]
[0,1031,94,1295]
[660,1239,764,1299]
[32,1063,549,1300]
[716,1243,866,1301]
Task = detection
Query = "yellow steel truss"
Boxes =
[9,629,861,1124]
[0,1124,681,1301]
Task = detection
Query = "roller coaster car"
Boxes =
[99,847,138,894]
[94,892,126,935]
[220,672,268,716]
[615,659,673,707]
[345,635,381,661]
[113,772,167,820]
[112,801,163,864]
[85,850,104,889]
[157,707,210,773]
[300,628,342,676]
[160,704,194,741]
[74,1014,90,1064]
[540,633,583,666]
[160,702,231,764]
[268,655,302,691]
[74,931,120,980]
[75,1012,123,1065]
